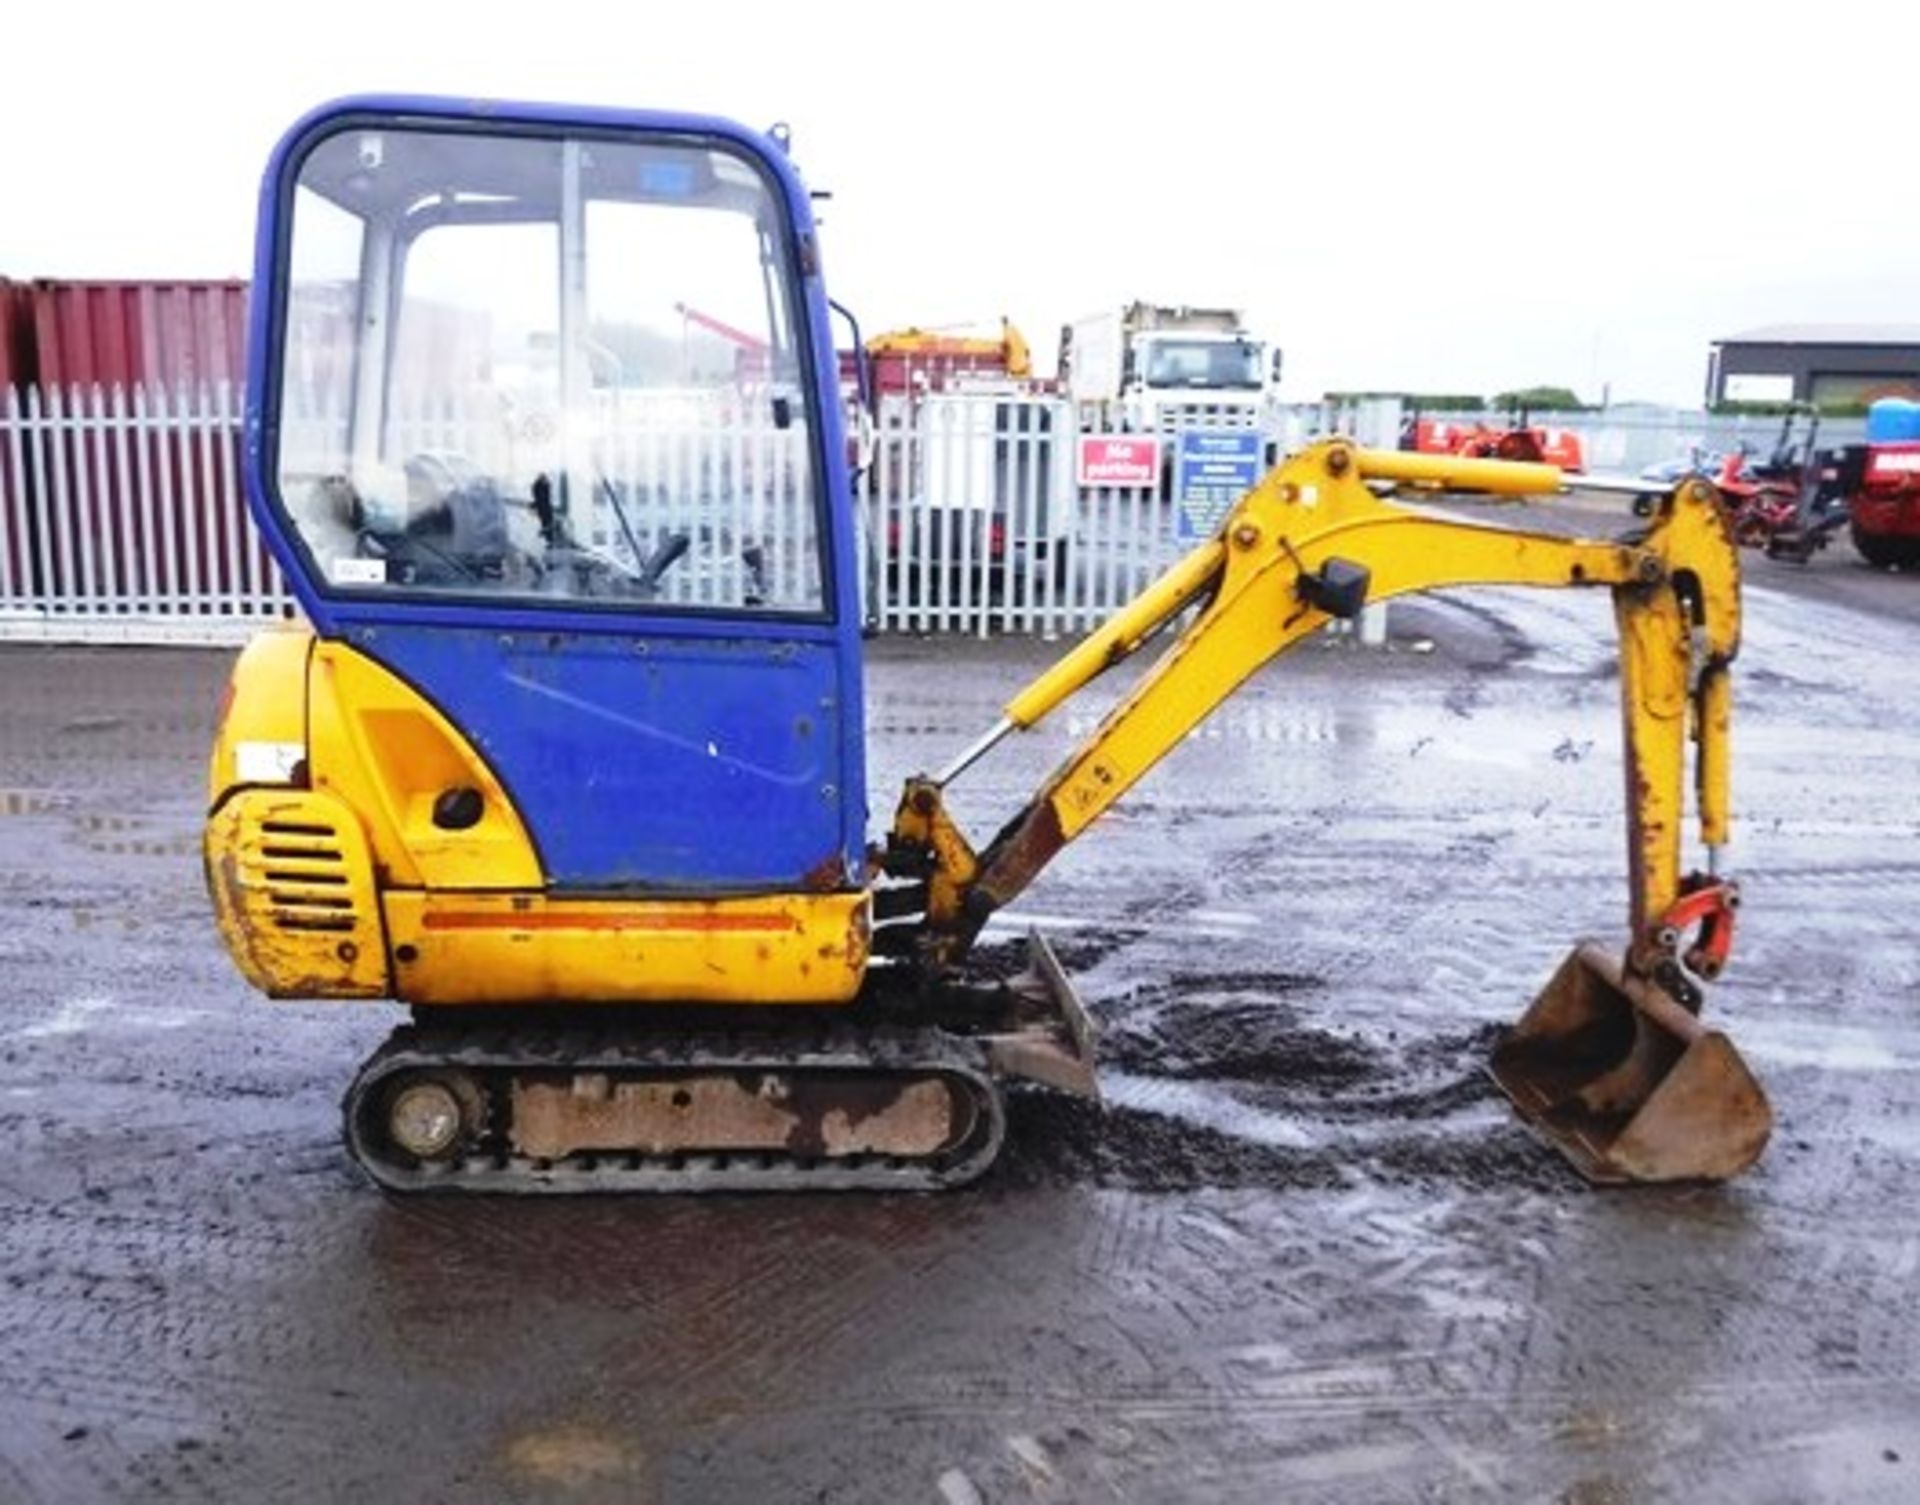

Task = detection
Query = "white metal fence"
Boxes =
[859,394,1338,637]
[0,384,292,641]
[2,383,1830,645]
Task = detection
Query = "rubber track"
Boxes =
[342,1019,1008,1195]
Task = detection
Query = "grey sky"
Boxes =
[4,0,1912,405]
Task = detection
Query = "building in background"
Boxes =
[1706,324,1920,407]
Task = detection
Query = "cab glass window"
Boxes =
[275,125,825,614]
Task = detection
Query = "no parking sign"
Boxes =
[1077,435,1162,488]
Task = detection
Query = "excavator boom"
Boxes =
[885,441,1767,1183]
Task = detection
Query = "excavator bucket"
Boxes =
[1490,942,1771,1184]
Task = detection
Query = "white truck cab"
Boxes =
[1062,302,1281,434]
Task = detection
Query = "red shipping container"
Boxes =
[1,281,259,613]
[25,279,248,391]
[0,279,33,390]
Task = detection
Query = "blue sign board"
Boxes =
[1175,431,1264,541]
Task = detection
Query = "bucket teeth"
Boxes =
[1491,941,1772,1184]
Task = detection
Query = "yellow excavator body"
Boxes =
[207,95,1767,1192]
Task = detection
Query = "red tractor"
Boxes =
[1714,442,1809,548]
[1688,408,1832,552]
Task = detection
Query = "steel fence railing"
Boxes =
[4,381,1846,646]
[1,383,295,640]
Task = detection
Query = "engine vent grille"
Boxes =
[257,818,357,933]
[206,787,387,999]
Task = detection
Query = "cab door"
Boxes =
[247,99,867,892]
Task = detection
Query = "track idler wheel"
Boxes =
[354,1066,486,1173]
[1490,942,1771,1183]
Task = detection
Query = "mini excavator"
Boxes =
[205,96,1770,1192]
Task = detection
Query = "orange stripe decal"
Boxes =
[421,910,798,934]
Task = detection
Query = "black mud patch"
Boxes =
[995,970,1575,1192]
[996,1093,1348,1192]
[1367,1120,1577,1191]
[1165,968,1323,996]
[996,1082,1574,1195]
[1100,990,1371,1087]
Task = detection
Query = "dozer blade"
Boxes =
[981,929,1101,1100]
[1490,941,1771,1184]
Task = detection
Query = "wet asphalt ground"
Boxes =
[2,505,1918,1502]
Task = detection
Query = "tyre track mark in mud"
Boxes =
[4,1202,537,1501]
[740,1371,1920,1430]
[1729,857,1920,888]
[1103,821,1524,993]
[370,1197,991,1447]
[0,1175,411,1456]
[632,1232,945,1410]
[1074,1191,1175,1290]
[0,1364,316,1449]
[682,1290,1920,1505]
[402,1205,815,1340]
[722,1285,1920,1503]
